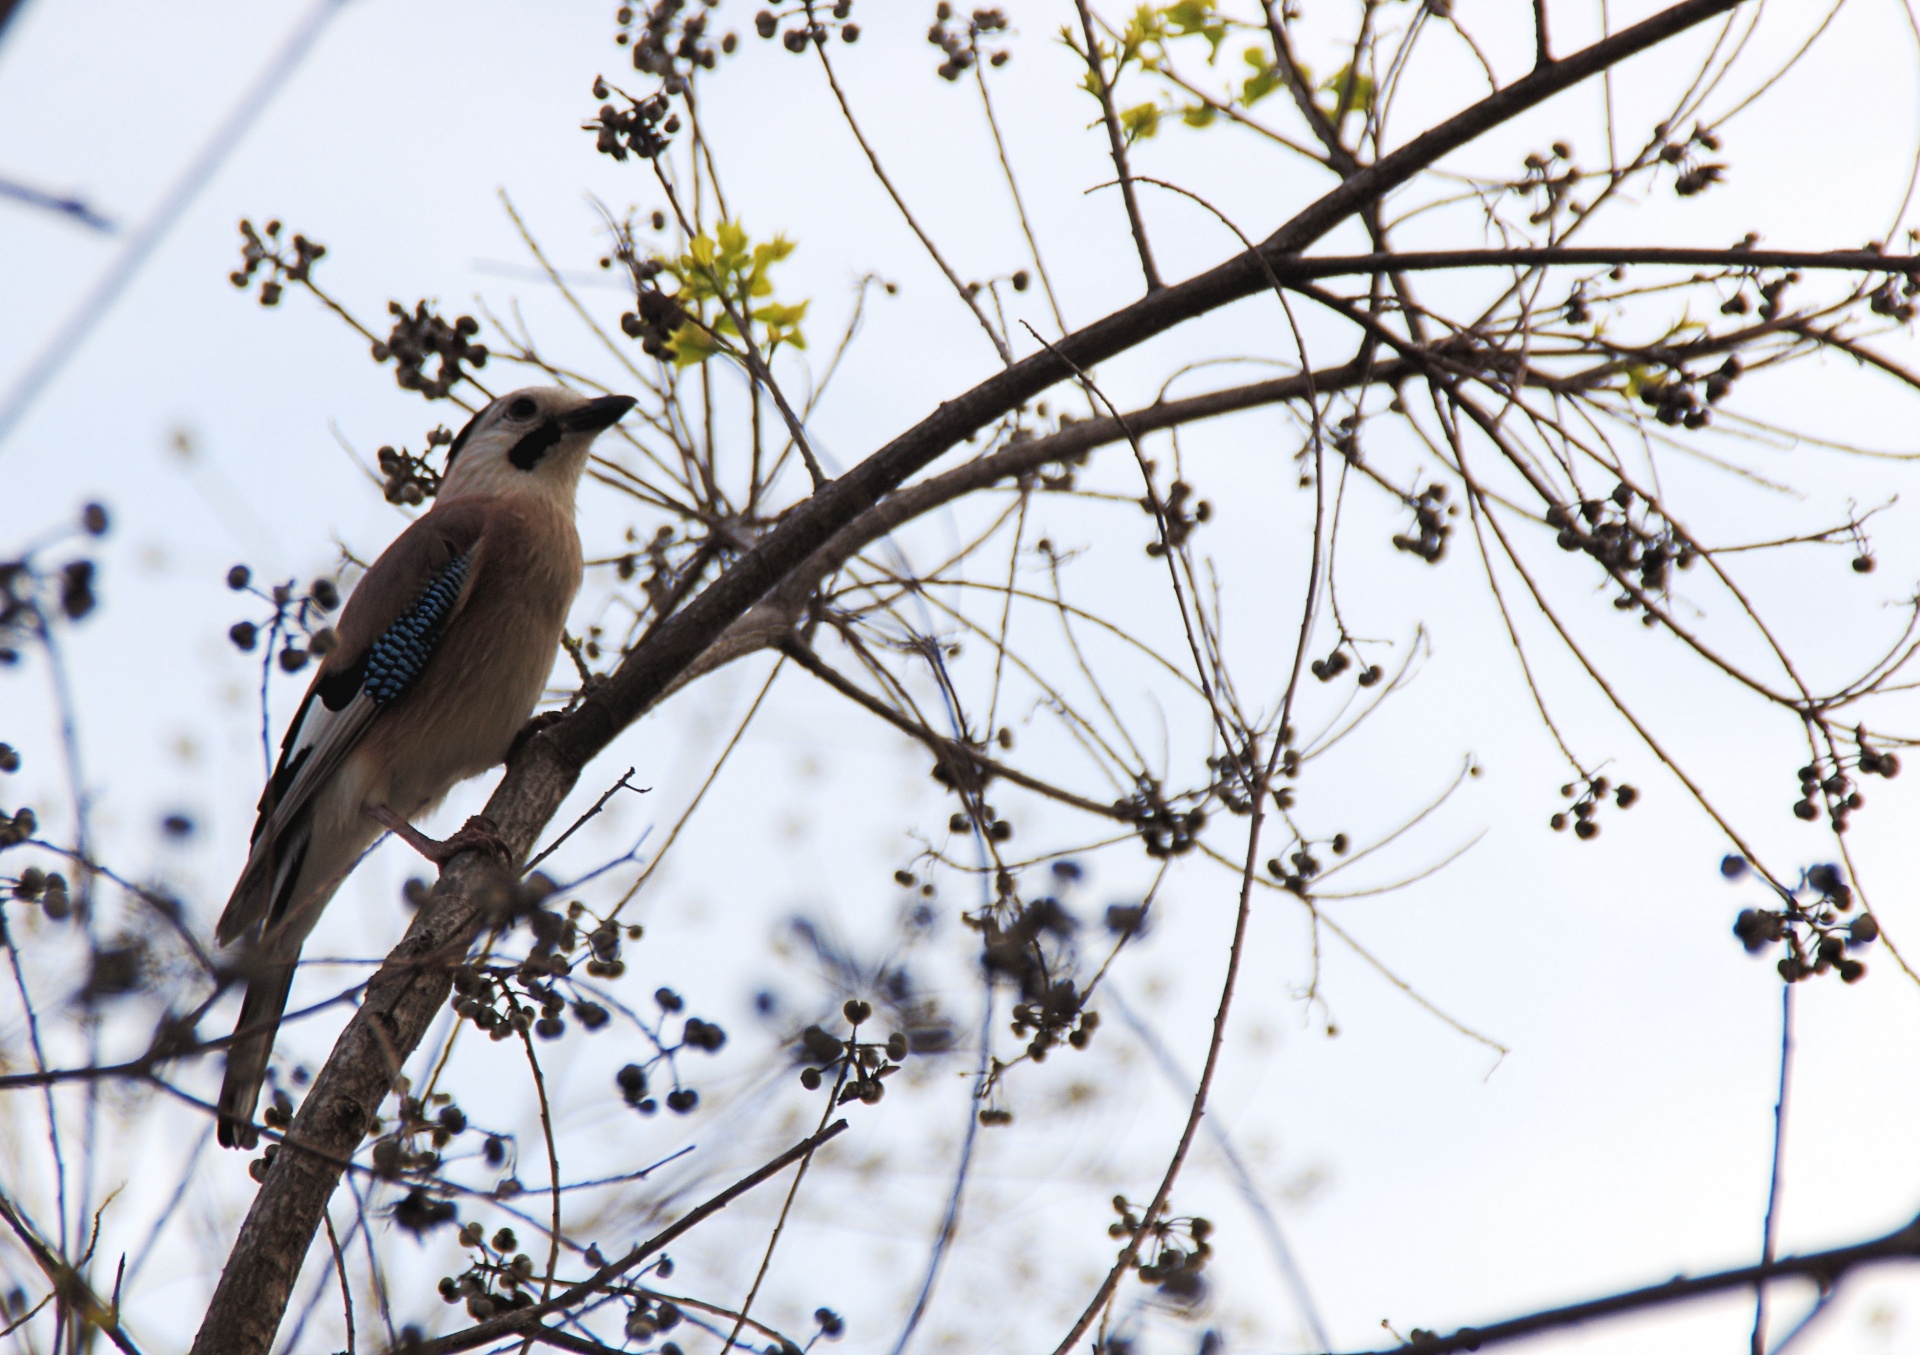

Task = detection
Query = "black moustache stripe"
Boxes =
[508,418,563,471]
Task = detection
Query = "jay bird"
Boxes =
[214,385,634,1149]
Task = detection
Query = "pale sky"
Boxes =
[3,3,1920,1353]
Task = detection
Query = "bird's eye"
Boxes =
[506,397,539,420]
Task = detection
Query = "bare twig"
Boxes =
[322,1209,355,1355]
[1071,0,1163,291]
[809,14,1013,362]
[1752,983,1796,1354]
[406,1120,849,1355]
[0,1190,143,1355]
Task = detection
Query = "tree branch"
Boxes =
[0,1189,143,1355]
[778,638,1124,821]
[407,1120,848,1355]
[1351,1212,1920,1355]
[1072,0,1162,291]
[1275,246,1920,279]
[190,6,1755,1349]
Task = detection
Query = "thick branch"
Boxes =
[192,5,1754,1349]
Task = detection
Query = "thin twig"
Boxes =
[809,10,1013,361]
[1752,982,1796,1354]
[717,1052,853,1353]
[0,1190,143,1355]
[524,769,644,874]
[322,1209,356,1355]
[1071,0,1162,291]
[408,1120,850,1354]
[516,1027,564,1309]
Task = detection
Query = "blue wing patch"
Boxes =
[362,550,474,705]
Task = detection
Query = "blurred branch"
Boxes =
[0,1189,143,1355]
[1353,1213,1920,1355]
[0,177,115,233]
[0,0,349,449]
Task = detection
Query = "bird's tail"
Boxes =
[216,948,298,1150]
[215,801,374,1149]
[217,809,315,949]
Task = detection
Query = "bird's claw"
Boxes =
[369,806,513,867]
[507,709,567,765]
[434,815,512,866]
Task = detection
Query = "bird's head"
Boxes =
[437,386,636,508]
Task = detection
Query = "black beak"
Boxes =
[562,393,637,433]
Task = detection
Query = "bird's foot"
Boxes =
[368,807,512,867]
[507,709,567,765]
[437,815,513,865]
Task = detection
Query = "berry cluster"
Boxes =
[0,806,34,851]
[615,0,734,77]
[795,1000,904,1106]
[229,218,325,308]
[1659,123,1726,197]
[1547,483,1694,614]
[1310,645,1382,686]
[1110,1196,1214,1304]
[0,502,109,663]
[1112,775,1206,858]
[373,301,488,400]
[1139,473,1211,556]
[1718,271,1796,322]
[1866,264,1920,323]
[927,5,1009,81]
[376,425,452,505]
[1731,860,1876,984]
[438,1225,542,1319]
[1517,142,1579,226]
[223,565,340,675]
[755,2,859,52]
[1791,734,1900,831]
[1391,482,1452,563]
[621,1295,686,1344]
[587,85,678,161]
[9,863,71,920]
[1266,831,1349,895]
[1009,978,1098,1062]
[1548,773,1638,840]
[619,277,692,360]
[1633,356,1740,430]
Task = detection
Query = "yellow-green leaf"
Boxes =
[668,320,718,367]
[1120,100,1161,140]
